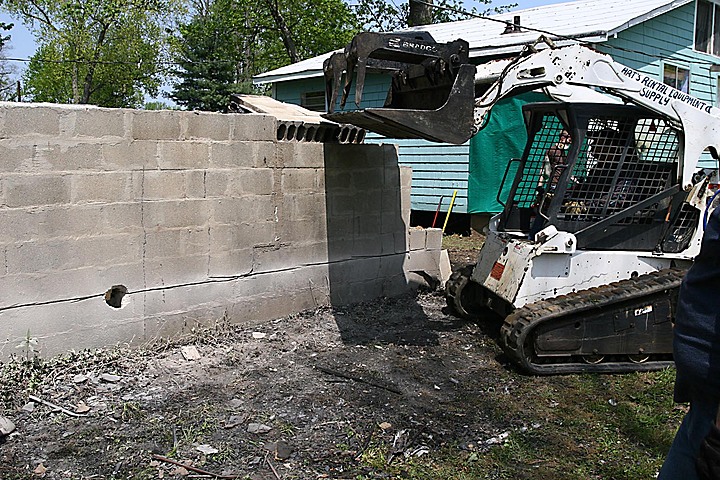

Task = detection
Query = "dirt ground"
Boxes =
[0,238,670,479]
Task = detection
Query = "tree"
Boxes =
[170,0,249,112]
[0,21,16,100]
[3,0,182,107]
[170,0,358,112]
[352,0,516,32]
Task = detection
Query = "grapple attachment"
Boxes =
[322,31,477,144]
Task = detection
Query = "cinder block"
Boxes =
[0,303,147,358]
[71,172,136,204]
[0,104,62,138]
[210,141,278,168]
[234,168,275,196]
[143,255,209,287]
[327,237,354,262]
[324,143,385,168]
[404,249,442,277]
[352,190,382,216]
[102,140,159,170]
[327,193,356,217]
[131,110,183,140]
[70,107,127,138]
[0,141,35,173]
[36,142,105,172]
[204,170,230,197]
[381,212,405,236]
[158,141,210,170]
[408,228,426,251]
[144,227,208,261]
[142,199,211,229]
[277,218,327,244]
[324,169,354,193]
[208,248,254,278]
[230,114,276,142]
[100,202,143,234]
[399,166,412,187]
[281,168,323,193]
[142,170,191,200]
[185,111,232,141]
[209,222,276,251]
[286,241,329,266]
[146,304,230,341]
[5,233,142,274]
[352,168,384,191]
[384,166,400,188]
[354,213,382,236]
[378,253,406,279]
[3,174,71,207]
[276,142,325,168]
[380,190,403,216]
[426,228,443,250]
[211,197,277,225]
[282,193,327,222]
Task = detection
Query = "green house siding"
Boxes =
[275,75,470,214]
[599,2,719,169]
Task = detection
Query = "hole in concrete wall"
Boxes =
[277,124,287,141]
[287,124,296,141]
[296,125,306,141]
[104,285,128,308]
[306,126,316,142]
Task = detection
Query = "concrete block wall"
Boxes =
[0,102,446,358]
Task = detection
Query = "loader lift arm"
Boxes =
[324,32,720,189]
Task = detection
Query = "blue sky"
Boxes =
[0,0,566,83]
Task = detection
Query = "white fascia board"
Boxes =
[468,32,609,58]
[253,70,324,85]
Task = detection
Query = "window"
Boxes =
[301,91,326,112]
[663,64,690,93]
[695,0,720,56]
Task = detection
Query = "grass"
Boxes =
[442,233,486,251]
[354,368,679,480]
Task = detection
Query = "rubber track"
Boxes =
[500,268,686,375]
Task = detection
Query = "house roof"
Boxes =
[253,0,692,85]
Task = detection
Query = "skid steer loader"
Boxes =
[323,32,720,374]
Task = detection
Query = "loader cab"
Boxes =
[496,102,696,253]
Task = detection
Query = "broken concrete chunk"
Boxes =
[180,346,201,361]
[247,423,272,434]
[75,401,91,414]
[224,415,246,429]
[100,373,121,383]
[0,416,16,436]
[195,444,219,455]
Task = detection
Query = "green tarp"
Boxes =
[468,92,549,214]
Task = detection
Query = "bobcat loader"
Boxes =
[323,32,720,374]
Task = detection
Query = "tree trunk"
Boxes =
[264,0,299,63]
[408,0,433,26]
[81,23,110,104]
